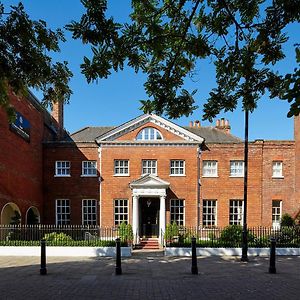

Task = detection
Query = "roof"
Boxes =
[70,126,115,142]
[70,125,242,144]
[185,127,242,143]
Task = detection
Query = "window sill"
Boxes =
[54,175,71,177]
[202,176,219,178]
[81,175,98,178]
[113,174,130,177]
[169,174,186,177]
[272,176,284,179]
[229,176,244,178]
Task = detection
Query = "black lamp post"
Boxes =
[241,109,249,262]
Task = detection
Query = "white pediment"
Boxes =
[130,174,170,189]
[95,114,204,143]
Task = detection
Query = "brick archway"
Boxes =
[1,202,21,225]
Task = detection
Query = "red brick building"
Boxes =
[0,91,59,224]
[1,92,300,243]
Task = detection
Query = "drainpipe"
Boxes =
[98,145,102,227]
[197,146,201,228]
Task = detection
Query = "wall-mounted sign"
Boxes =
[10,111,31,142]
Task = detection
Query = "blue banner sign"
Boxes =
[10,111,31,141]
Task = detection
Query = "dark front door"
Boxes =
[140,198,159,237]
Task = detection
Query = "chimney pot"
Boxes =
[216,119,220,127]
[189,121,193,128]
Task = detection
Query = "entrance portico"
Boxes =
[130,174,170,245]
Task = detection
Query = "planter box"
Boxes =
[165,247,300,256]
[0,246,132,257]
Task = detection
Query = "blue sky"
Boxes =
[3,0,299,140]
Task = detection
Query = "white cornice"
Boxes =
[95,114,204,144]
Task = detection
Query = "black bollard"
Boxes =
[269,237,276,274]
[40,239,47,275]
[191,237,198,275]
[115,238,122,275]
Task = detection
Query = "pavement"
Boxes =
[0,250,299,300]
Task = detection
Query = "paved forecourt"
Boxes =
[0,252,299,299]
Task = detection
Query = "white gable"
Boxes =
[95,114,204,143]
[130,174,170,189]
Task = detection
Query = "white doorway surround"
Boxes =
[130,174,170,245]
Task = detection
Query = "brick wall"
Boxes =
[0,92,54,223]
[201,143,263,227]
[100,145,199,227]
[43,143,100,224]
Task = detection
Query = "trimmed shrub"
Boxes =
[118,222,133,245]
[43,232,73,246]
[280,214,295,227]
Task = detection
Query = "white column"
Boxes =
[132,195,139,244]
[159,195,166,244]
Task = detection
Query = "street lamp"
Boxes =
[241,109,249,262]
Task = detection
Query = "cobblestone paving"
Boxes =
[0,252,299,300]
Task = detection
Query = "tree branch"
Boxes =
[164,0,201,79]
[220,0,248,41]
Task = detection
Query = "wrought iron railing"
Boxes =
[164,225,300,248]
[0,225,130,246]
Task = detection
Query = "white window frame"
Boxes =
[142,160,157,175]
[81,161,97,177]
[170,160,185,176]
[229,200,244,225]
[202,160,218,177]
[82,199,97,225]
[230,160,244,177]
[55,161,70,177]
[114,199,129,226]
[56,199,70,225]
[170,199,185,226]
[202,200,217,227]
[272,161,283,178]
[114,160,129,176]
[136,127,163,141]
[272,200,282,229]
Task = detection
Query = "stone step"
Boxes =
[135,238,160,249]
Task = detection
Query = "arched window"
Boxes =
[136,127,163,141]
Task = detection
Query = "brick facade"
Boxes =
[1,93,300,230]
[0,91,57,224]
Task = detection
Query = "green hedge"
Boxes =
[166,225,300,248]
[0,240,124,247]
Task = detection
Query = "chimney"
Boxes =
[220,118,225,126]
[51,101,64,139]
[215,118,231,134]
[195,120,201,128]
[189,120,201,128]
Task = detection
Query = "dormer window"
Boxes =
[136,127,163,141]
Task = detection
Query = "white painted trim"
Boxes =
[96,114,204,143]
[0,246,132,257]
[164,247,300,256]
[151,114,204,142]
